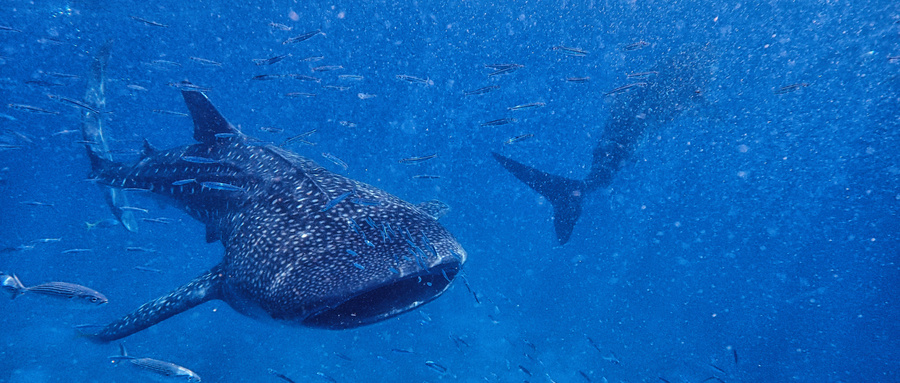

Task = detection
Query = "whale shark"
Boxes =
[80,51,467,342]
[493,49,708,245]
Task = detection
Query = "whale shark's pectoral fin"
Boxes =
[85,266,224,342]
[492,152,587,245]
[180,86,241,144]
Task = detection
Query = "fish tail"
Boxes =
[106,342,135,360]
[81,40,139,233]
[1,273,26,299]
[491,152,588,245]
[85,267,224,342]
[82,40,111,174]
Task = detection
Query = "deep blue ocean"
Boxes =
[1,1,898,382]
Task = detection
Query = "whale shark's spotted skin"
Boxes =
[86,89,466,341]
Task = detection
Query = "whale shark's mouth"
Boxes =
[302,261,461,329]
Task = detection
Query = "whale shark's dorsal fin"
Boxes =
[492,152,586,245]
[141,139,157,158]
[87,266,224,342]
[180,87,240,144]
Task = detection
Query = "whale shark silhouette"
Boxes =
[493,49,708,244]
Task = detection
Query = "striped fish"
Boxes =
[1,273,107,305]
[111,344,201,382]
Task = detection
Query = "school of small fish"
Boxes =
[0,13,762,383]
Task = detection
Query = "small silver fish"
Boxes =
[485,63,523,76]
[549,46,589,56]
[189,57,222,67]
[2,273,107,305]
[111,344,201,382]
[774,82,809,94]
[504,133,534,145]
[32,238,62,243]
[603,82,647,96]
[285,92,317,98]
[507,102,545,111]
[259,126,284,133]
[626,71,659,78]
[126,247,157,253]
[168,81,212,92]
[172,179,196,186]
[153,110,190,117]
[119,206,150,213]
[252,54,290,66]
[622,41,650,51]
[285,74,320,82]
[481,118,515,126]
[61,248,95,254]
[180,156,220,164]
[268,22,292,31]
[282,30,321,44]
[251,74,286,81]
[425,360,448,373]
[267,369,296,383]
[142,217,175,224]
[321,191,353,212]
[396,74,431,84]
[312,65,343,72]
[201,181,244,192]
[7,103,59,115]
[321,152,349,171]
[398,154,437,164]
[130,16,168,28]
[281,129,317,147]
[463,85,500,96]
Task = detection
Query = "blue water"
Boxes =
[2,1,898,382]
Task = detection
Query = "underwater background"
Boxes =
[1,0,898,382]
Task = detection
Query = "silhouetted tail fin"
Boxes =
[81,40,138,233]
[492,152,587,245]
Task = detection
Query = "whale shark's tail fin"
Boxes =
[81,40,138,233]
[492,152,587,245]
